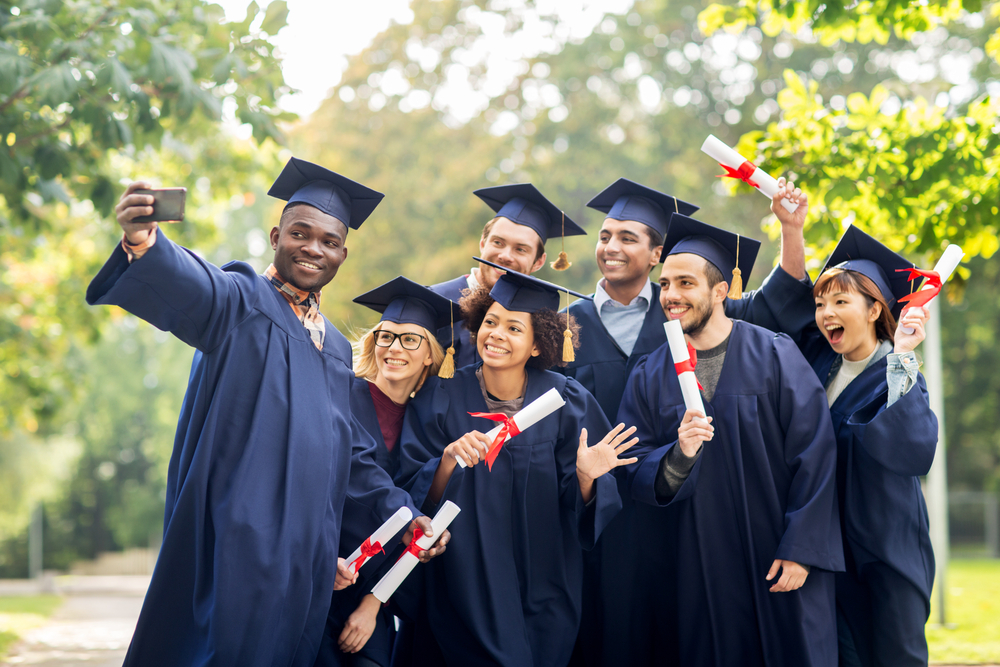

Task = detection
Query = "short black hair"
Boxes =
[703,258,726,289]
[645,227,664,251]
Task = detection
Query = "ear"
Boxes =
[530,343,540,358]
[648,247,663,270]
[269,226,280,250]
[713,280,729,304]
[869,300,882,322]
[342,245,348,262]
[530,251,547,274]
[479,235,488,254]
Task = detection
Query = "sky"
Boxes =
[214,0,636,119]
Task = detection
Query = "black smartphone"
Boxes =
[132,188,186,223]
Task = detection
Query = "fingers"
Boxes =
[338,625,358,653]
[765,559,781,581]
[418,527,449,562]
[608,424,637,447]
[413,516,433,539]
[681,409,706,425]
[614,436,640,454]
[578,428,588,452]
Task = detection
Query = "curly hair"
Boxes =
[351,322,445,393]
[460,286,581,369]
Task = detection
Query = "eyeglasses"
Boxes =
[373,330,426,350]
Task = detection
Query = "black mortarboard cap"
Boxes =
[587,178,699,238]
[660,214,761,293]
[473,184,585,244]
[353,277,461,332]
[268,157,384,230]
[474,257,591,313]
[821,225,914,316]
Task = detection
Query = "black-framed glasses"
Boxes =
[373,330,426,350]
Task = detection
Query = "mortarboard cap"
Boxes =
[587,178,699,238]
[660,214,761,297]
[473,184,585,244]
[474,257,591,313]
[353,276,461,332]
[821,225,914,317]
[268,157,384,230]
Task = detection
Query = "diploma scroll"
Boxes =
[456,387,567,468]
[701,135,798,213]
[900,244,964,334]
[346,506,413,575]
[664,320,708,424]
[371,500,461,603]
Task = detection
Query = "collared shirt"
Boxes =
[466,268,482,292]
[593,278,653,356]
[122,228,326,350]
[263,264,325,350]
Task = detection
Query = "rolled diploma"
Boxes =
[701,135,798,213]
[346,506,413,574]
[456,387,567,468]
[371,500,461,603]
[664,320,708,424]
[901,244,964,334]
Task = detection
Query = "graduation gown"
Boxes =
[801,334,937,665]
[619,320,844,667]
[430,275,480,369]
[562,267,816,667]
[394,365,621,667]
[86,233,414,667]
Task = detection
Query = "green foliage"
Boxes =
[927,560,1000,662]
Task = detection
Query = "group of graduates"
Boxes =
[87,154,938,667]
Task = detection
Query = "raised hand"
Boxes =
[894,305,928,354]
[115,181,158,244]
[576,423,639,482]
[771,176,808,232]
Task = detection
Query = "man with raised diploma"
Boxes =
[87,158,444,667]
[617,215,844,667]
[430,184,585,369]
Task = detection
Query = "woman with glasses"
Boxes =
[315,277,458,667]
[393,261,639,667]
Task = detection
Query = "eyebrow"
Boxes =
[662,273,698,282]
[505,318,528,327]
[288,220,343,242]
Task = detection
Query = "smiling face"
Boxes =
[478,217,546,288]
[596,218,662,285]
[476,302,539,371]
[269,204,349,292]
[814,285,880,361]
[373,320,434,385]
[658,253,726,337]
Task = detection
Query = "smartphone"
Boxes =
[132,188,186,223]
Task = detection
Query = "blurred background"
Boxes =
[0,0,998,661]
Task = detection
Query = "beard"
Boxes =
[679,293,714,337]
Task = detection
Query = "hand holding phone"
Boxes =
[131,187,186,223]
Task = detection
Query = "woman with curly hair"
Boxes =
[393,260,639,667]
[315,277,456,667]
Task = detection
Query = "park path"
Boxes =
[1,576,147,667]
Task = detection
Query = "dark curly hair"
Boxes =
[459,286,581,369]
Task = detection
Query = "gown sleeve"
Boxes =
[558,378,621,550]
[846,373,937,477]
[86,231,259,352]
[724,264,816,343]
[771,333,845,571]
[395,376,461,514]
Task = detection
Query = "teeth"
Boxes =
[668,307,688,314]
[485,344,509,355]
[825,324,843,331]
[383,359,408,367]
[296,261,320,270]
[605,260,626,266]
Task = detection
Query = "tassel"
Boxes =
[551,251,571,271]
[549,211,571,271]
[438,346,455,379]
[728,268,743,299]
[562,329,575,363]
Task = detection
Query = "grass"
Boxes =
[0,595,63,658]
[928,560,1000,665]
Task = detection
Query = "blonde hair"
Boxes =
[351,322,446,394]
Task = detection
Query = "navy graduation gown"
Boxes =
[394,365,621,667]
[86,233,414,667]
[317,377,409,667]
[802,334,937,665]
[430,275,480,369]
[619,320,844,667]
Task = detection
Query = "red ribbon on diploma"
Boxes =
[717,160,759,188]
[674,342,704,391]
[399,528,424,561]
[896,268,942,310]
[350,538,384,572]
[467,412,522,471]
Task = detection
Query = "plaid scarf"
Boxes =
[264,264,325,350]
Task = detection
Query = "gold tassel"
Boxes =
[438,304,456,378]
[563,329,575,363]
[550,211,571,271]
[727,233,742,299]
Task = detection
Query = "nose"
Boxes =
[605,237,622,254]
[388,336,405,351]
[300,236,322,257]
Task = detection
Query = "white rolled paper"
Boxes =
[456,387,567,468]
[701,135,798,213]
[901,244,964,334]
[371,500,461,603]
[664,320,708,424]
[346,506,413,575]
